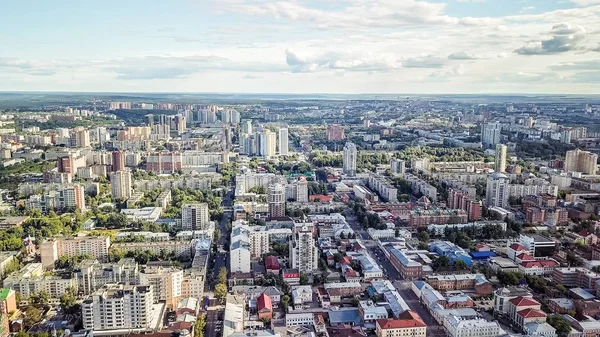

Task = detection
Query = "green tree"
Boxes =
[418,231,429,242]
[29,291,49,307]
[59,291,79,314]
[24,306,43,328]
[218,267,228,285]
[547,315,572,337]
[299,273,309,285]
[454,260,468,269]
[194,313,206,337]
[280,295,290,312]
[15,331,29,337]
[215,283,228,304]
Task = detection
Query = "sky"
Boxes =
[1,0,600,94]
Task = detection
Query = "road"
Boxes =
[205,307,225,337]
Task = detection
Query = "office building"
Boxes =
[111,151,125,172]
[181,203,210,230]
[481,122,501,149]
[327,124,345,141]
[495,144,507,173]
[290,224,319,274]
[81,284,154,331]
[139,266,183,309]
[110,169,132,200]
[343,142,358,176]
[486,172,509,208]
[279,128,289,155]
[565,149,598,175]
[268,183,285,218]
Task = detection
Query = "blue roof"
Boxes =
[470,251,497,259]
[328,308,363,326]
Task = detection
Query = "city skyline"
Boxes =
[1,0,600,94]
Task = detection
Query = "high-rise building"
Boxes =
[290,223,319,274]
[564,149,598,175]
[241,120,253,135]
[230,110,241,124]
[146,114,154,127]
[174,114,186,134]
[81,284,154,331]
[390,159,406,176]
[260,129,277,158]
[327,124,345,141]
[71,126,91,148]
[268,183,285,218]
[111,151,125,172]
[181,203,210,230]
[139,266,183,309]
[343,142,358,176]
[486,172,510,208]
[279,128,289,155]
[296,176,308,203]
[481,122,502,149]
[495,144,507,173]
[220,110,231,124]
[110,169,132,200]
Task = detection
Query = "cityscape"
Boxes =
[2,1,600,337]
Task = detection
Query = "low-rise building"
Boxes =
[375,310,426,337]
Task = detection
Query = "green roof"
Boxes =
[0,289,12,300]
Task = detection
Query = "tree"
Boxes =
[299,273,309,285]
[547,315,572,337]
[351,298,360,307]
[432,256,450,270]
[194,313,206,337]
[15,332,29,337]
[215,283,228,304]
[218,267,228,285]
[280,295,290,312]
[454,260,468,269]
[24,306,43,328]
[59,292,79,314]
[497,271,525,286]
[29,291,49,307]
[417,231,429,242]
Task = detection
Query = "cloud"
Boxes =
[515,23,589,55]
[284,49,401,73]
[402,55,446,68]
[243,75,263,79]
[107,55,287,80]
[429,64,465,78]
[447,52,479,60]
[569,71,600,82]
[549,59,600,70]
[571,0,600,6]
[457,0,486,2]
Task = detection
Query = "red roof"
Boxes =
[345,268,358,277]
[517,308,547,318]
[516,253,535,261]
[376,311,426,330]
[340,256,352,265]
[476,243,488,249]
[510,243,528,251]
[310,195,333,202]
[265,256,280,270]
[256,293,272,312]
[520,260,558,269]
[509,296,540,307]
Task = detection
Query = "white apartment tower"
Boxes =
[260,129,277,157]
[343,142,358,176]
[565,149,598,175]
[268,183,286,218]
[486,172,510,208]
[110,169,133,200]
[181,203,210,230]
[279,128,289,155]
[290,224,319,274]
[495,144,507,173]
[81,284,154,331]
[481,122,502,149]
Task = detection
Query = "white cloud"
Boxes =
[285,49,402,73]
[515,23,590,55]
[571,0,600,6]
[448,52,480,60]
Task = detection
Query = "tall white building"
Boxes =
[268,183,286,218]
[495,144,507,173]
[230,239,251,274]
[279,128,289,155]
[181,203,210,230]
[343,142,358,176]
[486,172,510,208]
[110,169,132,200]
[481,122,502,149]
[241,120,253,135]
[290,224,319,274]
[260,129,277,157]
[390,159,406,176]
[285,177,309,203]
[139,266,183,309]
[81,284,154,331]
[565,149,598,175]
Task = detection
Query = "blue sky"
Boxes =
[1,0,600,93]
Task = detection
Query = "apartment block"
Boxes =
[139,266,183,309]
[40,236,111,269]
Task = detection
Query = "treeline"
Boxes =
[430,224,512,249]
[393,146,485,162]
